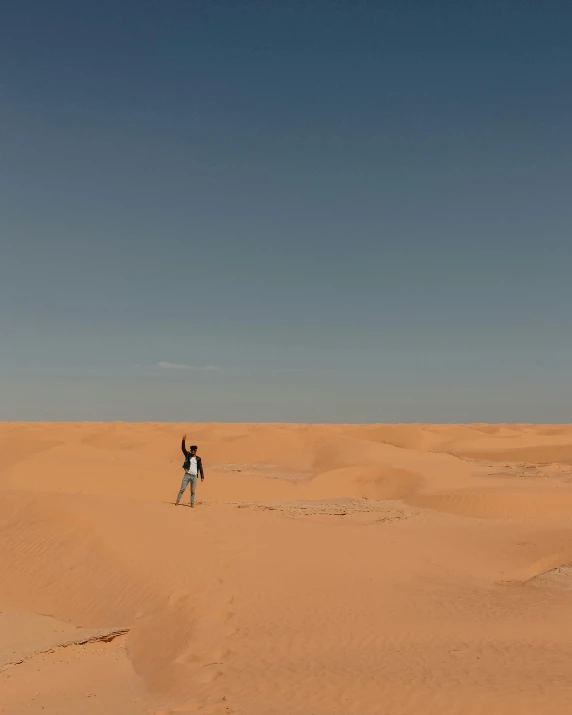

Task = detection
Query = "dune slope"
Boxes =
[2,422,572,714]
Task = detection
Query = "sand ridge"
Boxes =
[2,422,572,714]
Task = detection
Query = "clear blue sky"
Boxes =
[1,0,571,422]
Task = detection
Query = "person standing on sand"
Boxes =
[175,435,205,507]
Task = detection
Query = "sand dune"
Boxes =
[2,422,572,714]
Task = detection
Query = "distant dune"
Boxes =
[3,423,572,714]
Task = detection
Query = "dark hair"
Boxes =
[190,445,198,451]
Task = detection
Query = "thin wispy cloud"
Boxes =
[155,361,218,371]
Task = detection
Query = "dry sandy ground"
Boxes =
[2,423,572,714]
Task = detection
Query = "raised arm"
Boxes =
[181,435,188,457]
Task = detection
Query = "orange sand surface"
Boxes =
[2,422,572,714]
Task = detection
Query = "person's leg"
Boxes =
[176,474,190,504]
[190,475,198,506]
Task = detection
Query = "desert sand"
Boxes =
[2,422,572,714]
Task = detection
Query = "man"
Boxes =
[175,435,205,507]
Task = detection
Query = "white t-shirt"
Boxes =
[186,456,198,476]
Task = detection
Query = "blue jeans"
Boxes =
[176,473,198,504]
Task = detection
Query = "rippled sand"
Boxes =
[2,422,572,714]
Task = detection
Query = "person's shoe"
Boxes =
[190,503,195,508]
